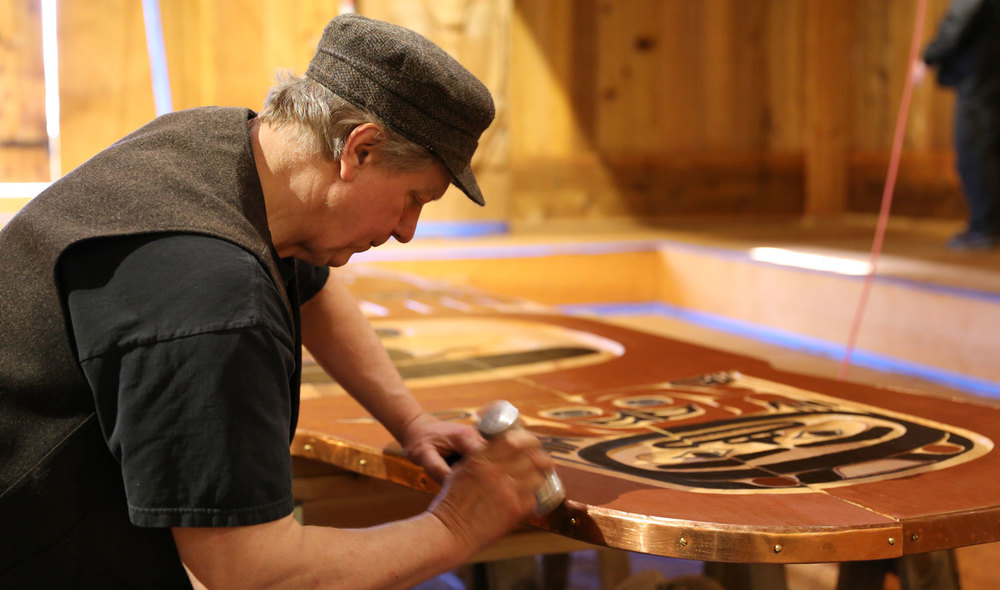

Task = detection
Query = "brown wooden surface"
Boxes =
[292,266,1000,564]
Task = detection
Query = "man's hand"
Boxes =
[429,428,555,549]
[401,412,486,482]
[302,275,488,484]
[174,425,554,590]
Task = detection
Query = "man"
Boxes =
[918,0,1000,249]
[0,14,553,588]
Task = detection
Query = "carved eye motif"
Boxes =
[540,407,605,420]
[615,396,674,409]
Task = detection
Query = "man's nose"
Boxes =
[392,203,422,243]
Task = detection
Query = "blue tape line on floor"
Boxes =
[558,301,1000,399]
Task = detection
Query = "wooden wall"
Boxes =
[0,0,48,182]
[56,0,344,177]
[508,0,961,224]
[57,0,156,177]
[0,0,965,224]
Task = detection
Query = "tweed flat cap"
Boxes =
[306,14,495,206]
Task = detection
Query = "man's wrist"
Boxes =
[397,408,434,445]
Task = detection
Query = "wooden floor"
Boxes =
[358,213,1000,395]
[415,213,1000,295]
[619,215,1000,293]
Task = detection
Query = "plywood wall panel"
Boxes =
[510,0,962,222]
[761,0,806,153]
[158,1,336,112]
[57,0,337,173]
[57,0,156,173]
[9,0,964,221]
[0,0,48,181]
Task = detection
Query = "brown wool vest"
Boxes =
[0,107,296,582]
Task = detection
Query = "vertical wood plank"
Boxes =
[702,0,734,150]
[57,0,156,173]
[854,0,892,152]
[906,0,958,151]
[0,0,49,182]
[729,0,769,151]
[595,0,705,154]
[763,0,806,152]
[803,0,855,214]
[510,0,579,160]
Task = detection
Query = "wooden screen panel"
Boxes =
[774,369,1000,554]
[293,266,1000,563]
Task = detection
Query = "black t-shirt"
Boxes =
[59,233,329,528]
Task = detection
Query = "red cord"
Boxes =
[838,0,929,380]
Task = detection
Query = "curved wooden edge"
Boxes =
[292,430,440,495]
[291,430,905,564]
[903,508,1000,555]
[529,501,903,564]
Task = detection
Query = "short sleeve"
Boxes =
[295,259,330,303]
[59,234,298,527]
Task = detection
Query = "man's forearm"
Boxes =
[174,429,552,589]
[299,271,426,442]
[176,512,467,590]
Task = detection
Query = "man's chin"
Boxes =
[290,251,349,268]
[326,251,356,268]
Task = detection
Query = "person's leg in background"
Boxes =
[949,84,1000,249]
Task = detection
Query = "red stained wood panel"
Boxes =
[294,266,1000,563]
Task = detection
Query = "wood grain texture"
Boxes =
[293,266,1000,563]
[0,0,48,181]
[3,0,965,218]
[57,0,156,173]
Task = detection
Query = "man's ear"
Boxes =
[339,123,382,181]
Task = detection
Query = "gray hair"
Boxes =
[259,71,437,172]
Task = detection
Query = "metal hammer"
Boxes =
[478,400,565,515]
